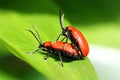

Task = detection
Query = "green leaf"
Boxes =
[0,0,97,80]
[0,70,18,80]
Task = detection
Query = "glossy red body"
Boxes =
[44,41,79,58]
[67,26,89,57]
[26,26,81,67]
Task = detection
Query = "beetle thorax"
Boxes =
[67,26,75,31]
[44,42,52,48]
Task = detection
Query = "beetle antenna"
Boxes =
[26,29,41,44]
[33,25,43,46]
[59,10,65,30]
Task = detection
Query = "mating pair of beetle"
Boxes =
[27,11,89,67]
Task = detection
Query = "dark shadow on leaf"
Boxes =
[39,51,84,63]
[0,53,48,80]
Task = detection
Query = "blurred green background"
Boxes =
[0,0,120,80]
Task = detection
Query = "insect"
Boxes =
[26,26,81,67]
[56,11,89,59]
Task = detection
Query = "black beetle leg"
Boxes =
[62,33,69,48]
[44,49,50,60]
[56,33,63,41]
[61,36,66,41]
[26,48,40,54]
[64,32,70,43]
[58,52,64,67]
[65,35,69,43]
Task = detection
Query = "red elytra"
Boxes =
[56,11,89,58]
[44,41,79,57]
[26,26,81,67]
[67,26,89,57]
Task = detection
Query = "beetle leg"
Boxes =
[44,49,50,60]
[77,50,85,60]
[58,52,64,67]
[61,36,66,41]
[74,39,78,45]
[56,33,68,41]
[65,35,69,43]
[26,48,40,54]
[60,34,67,41]
[56,33,63,41]
[65,32,70,43]
[62,33,70,48]
[44,53,50,60]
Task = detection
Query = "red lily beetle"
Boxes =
[56,11,89,58]
[26,26,81,67]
